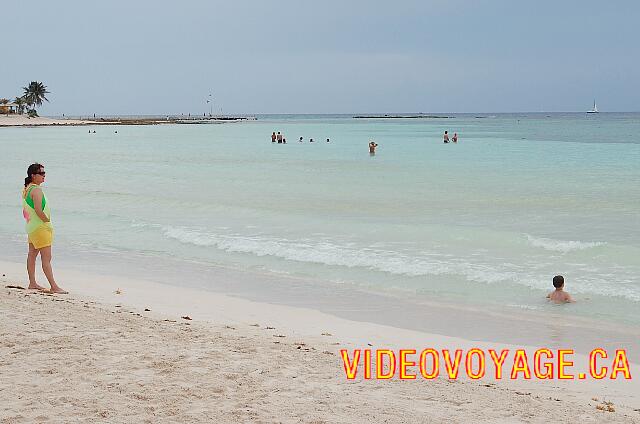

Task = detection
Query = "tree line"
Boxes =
[0,81,49,117]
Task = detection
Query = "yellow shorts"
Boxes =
[28,224,54,249]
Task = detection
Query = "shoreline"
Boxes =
[2,233,638,356]
[0,115,254,127]
[1,258,639,422]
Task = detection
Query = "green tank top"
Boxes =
[22,184,51,234]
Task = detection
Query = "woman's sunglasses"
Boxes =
[34,171,46,176]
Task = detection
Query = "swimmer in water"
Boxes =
[546,275,575,303]
[369,141,378,155]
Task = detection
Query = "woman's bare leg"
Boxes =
[40,246,67,294]
[27,243,46,290]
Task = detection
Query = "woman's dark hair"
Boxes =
[24,163,44,187]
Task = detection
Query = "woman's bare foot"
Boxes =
[48,287,69,294]
[27,284,47,291]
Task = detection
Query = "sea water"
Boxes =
[1,113,638,327]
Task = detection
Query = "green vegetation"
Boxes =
[0,81,50,115]
[14,97,27,114]
[23,81,50,112]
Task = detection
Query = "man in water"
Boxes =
[276,132,283,143]
[299,136,303,142]
[271,132,276,143]
[369,141,378,155]
[452,132,458,143]
[443,131,449,143]
[546,275,575,303]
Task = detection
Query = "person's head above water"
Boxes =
[553,275,564,289]
[444,131,448,134]
[24,163,45,187]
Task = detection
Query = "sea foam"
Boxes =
[525,234,605,253]
[163,226,518,285]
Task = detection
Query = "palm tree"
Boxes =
[0,98,9,105]
[14,96,27,114]
[22,81,50,112]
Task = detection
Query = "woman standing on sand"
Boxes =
[22,163,67,294]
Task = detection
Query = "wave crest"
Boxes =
[526,235,605,253]
[163,226,517,284]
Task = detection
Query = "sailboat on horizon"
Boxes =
[587,100,599,113]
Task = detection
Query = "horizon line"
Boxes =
[37,110,640,117]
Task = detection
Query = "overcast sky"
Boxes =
[1,0,638,115]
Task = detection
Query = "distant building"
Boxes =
[0,103,19,114]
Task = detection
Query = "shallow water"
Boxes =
[1,113,639,326]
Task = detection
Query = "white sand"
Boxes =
[0,115,95,126]
[1,260,639,423]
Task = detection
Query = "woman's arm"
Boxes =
[31,188,50,222]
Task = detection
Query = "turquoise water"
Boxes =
[1,113,639,325]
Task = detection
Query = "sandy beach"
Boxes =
[0,115,96,127]
[1,260,639,423]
